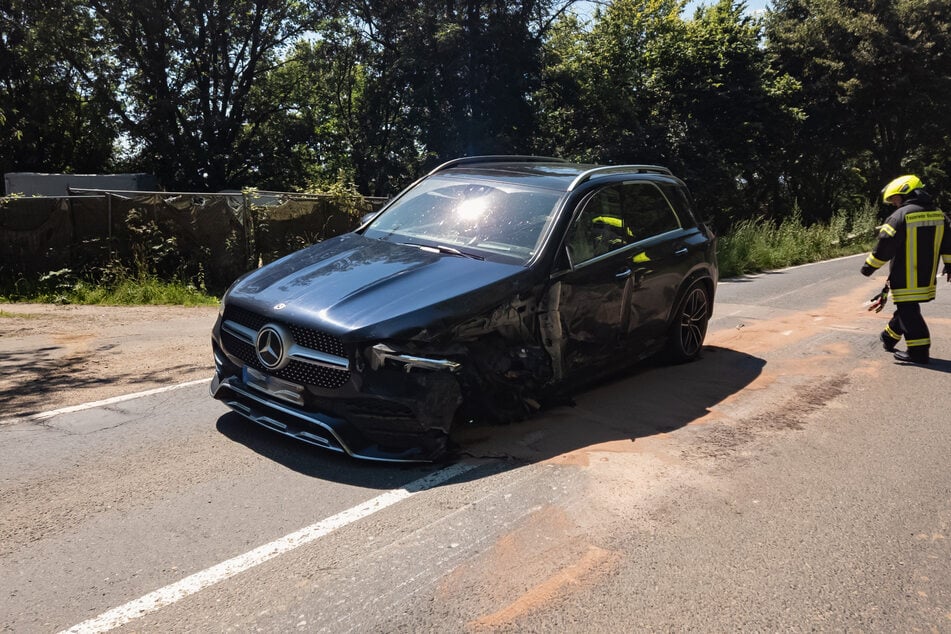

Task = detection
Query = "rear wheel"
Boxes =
[664,283,710,363]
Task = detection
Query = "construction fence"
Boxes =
[0,189,388,294]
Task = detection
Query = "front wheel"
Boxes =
[664,284,710,363]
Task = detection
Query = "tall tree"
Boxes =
[75,0,334,190]
[658,0,801,225]
[537,0,795,226]
[546,0,688,164]
[766,0,951,217]
[315,0,575,195]
[532,10,588,160]
[404,0,556,159]
[236,29,368,191]
[0,0,116,179]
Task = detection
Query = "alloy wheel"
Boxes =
[679,286,709,357]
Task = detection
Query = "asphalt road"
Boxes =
[2,254,950,632]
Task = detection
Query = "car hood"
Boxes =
[226,233,534,340]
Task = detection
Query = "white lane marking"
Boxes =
[60,460,480,634]
[1,378,210,425]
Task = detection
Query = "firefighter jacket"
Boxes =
[864,191,951,303]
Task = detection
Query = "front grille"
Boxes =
[289,324,345,358]
[224,305,269,331]
[221,306,351,390]
[343,399,415,421]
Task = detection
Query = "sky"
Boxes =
[710,0,770,13]
[681,0,772,16]
[578,1,772,19]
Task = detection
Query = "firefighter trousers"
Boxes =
[883,301,931,350]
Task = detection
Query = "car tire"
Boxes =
[664,282,710,363]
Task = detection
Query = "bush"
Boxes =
[718,204,878,278]
[0,266,217,306]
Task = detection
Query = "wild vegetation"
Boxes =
[2,270,218,306]
[717,204,878,277]
[1,0,948,301]
[0,204,876,305]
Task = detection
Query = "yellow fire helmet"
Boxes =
[881,174,924,202]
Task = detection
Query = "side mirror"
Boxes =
[359,211,378,225]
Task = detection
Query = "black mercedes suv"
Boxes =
[211,156,718,461]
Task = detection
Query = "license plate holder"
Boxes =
[243,366,305,406]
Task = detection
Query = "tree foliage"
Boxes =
[536,0,687,164]
[303,0,574,195]
[0,0,116,177]
[1,0,949,230]
[766,0,951,218]
[74,0,335,190]
[660,0,801,225]
[536,0,797,226]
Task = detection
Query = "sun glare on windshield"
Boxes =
[364,176,562,263]
[455,196,490,222]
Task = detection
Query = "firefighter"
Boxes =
[861,175,951,364]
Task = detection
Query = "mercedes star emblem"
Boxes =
[255,324,290,370]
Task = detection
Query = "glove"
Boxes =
[867,286,888,313]
[860,263,876,277]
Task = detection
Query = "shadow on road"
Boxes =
[892,356,951,373]
[451,345,764,462]
[215,345,764,488]
[0,345,202,418]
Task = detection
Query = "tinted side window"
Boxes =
[622,182,681,240]
[659,183,697,228]
[564,186,630,263]
[564,182,682,265]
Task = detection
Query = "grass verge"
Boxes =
[717,205,878,279]
[0,273,219,306]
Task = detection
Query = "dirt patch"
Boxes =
[430,505,621,630]
[0,303,219,420]
[466,544,620,630]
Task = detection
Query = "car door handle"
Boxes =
[674,248,689,256]
[615,268,632,279]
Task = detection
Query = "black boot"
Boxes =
[894,347,930,364]
[880,331,898,352]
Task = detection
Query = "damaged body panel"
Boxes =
[211,157,717,461]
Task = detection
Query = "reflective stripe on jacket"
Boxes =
[864,197,951,303]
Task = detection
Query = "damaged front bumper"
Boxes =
[210,372,439,462]
[211,337,463,463]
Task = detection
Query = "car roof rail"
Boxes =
[426,155,569,176]
[567,164,673,191]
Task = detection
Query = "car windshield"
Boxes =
[362,176,563,264]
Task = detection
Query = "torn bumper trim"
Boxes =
[369,344,461,373]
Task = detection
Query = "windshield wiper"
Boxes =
[400,242,485,261]
[432,244,485,260]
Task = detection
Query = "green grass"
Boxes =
[68,278,220,306]
[717,205,879,279]
[0,274,219,306]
